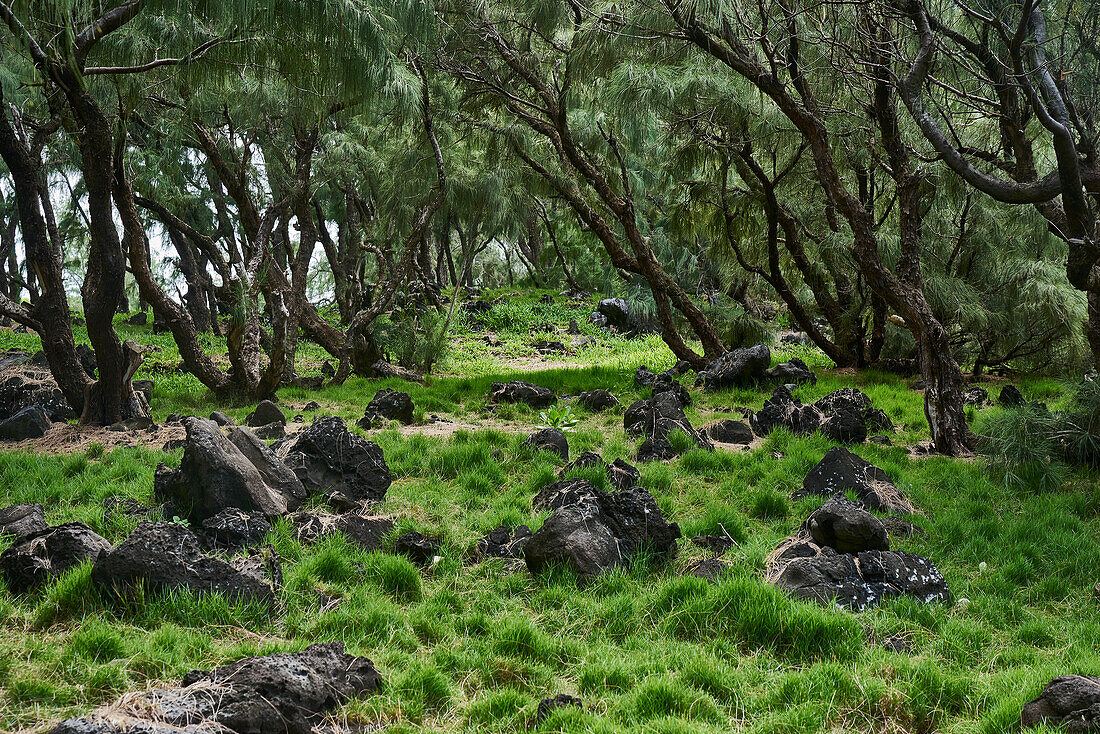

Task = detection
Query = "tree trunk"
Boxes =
[0,99,91,413]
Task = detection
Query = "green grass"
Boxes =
[0,294,1096,732]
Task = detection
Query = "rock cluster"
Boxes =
[766,495,949,610]
[48,643,383,734]
[525,477,680,579]
[750,386,892,445]
[624,392,713,462]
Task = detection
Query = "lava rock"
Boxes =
[793,446,916,515]
[126,312,148,325]
[595,298,634,331]
[765,357,817,385]
[999,384,1025,407]
[699,345,771,390]
[578,389,619,412]
[0,503,47,539]
[247,399,286,427]
[227,427,306,502]
[963,387,989,406]
[524,485,680,579]
[705,419,754,444]
[469,524,533,562]
[690,534,738,555]
[750,386,823,437]
[814,388,893,432]
[820,406,868,445]
[277,416,391,503]
[1021,675,1100,731]
[0,523,111,593]
[252,422,284,440]
[536,694,583,725]
[92,521,276,606]
[807,495,890,553]
[154,417,305,525]
[49,643,383,734]
[488,380,556,408]
[290,512,395,552]
[766,534,949,610]
[0,404,51,441]
[651,376,692,408]
[394,531,440,566]
[684,558,728,583]
[209,410,234,426]
[0,358,75,422]
[523,428,569,461]
[533,478,600,512]
[557,453,641,492]
[199,508,271,550]
[366,388,414,425]
[634,365,658,387]
[624,391,712,462]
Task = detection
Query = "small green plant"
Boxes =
[538,404,580,432]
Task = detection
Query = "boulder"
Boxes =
[0,404,51,441]
[209,411,234,426]
[766,524,948,610]
[49,643,383,734]
[394,531,440,566]
[750,386,823,437]
[634,365,658,387]
[999,384,1025,407]
[277,416,391,503]
[0,356,75,421]
[813,388,893,432]
[595,298,634,331]
[704,419,754,444]
[92,521,276,606]
[247,400,286,427]
[469,524,532,562]
[806,495,889,553]
[534,478,600,512]
[524,485,680,578]
[699,345,770,390]
[1021,675,1100,731]
[126,312,148,325]
[765,357,817,385]
[0,503,47,539]
[365,388,414,425]
[199,509,272,550]
[488,380,556,408]
[523,428,569,461]
[577,389,619,412]
[0,523,111,593]
[793,447,915,515]
[820,406,868,445]
[624,391,712,462]
[651,376,692,408]
[227,427,307,506]
[290,511,394,552]
[154,417,304,525]
[252,422,285,440]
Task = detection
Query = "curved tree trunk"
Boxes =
[0,99,91,414]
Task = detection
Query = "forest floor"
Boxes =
[0,290,1096,733]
